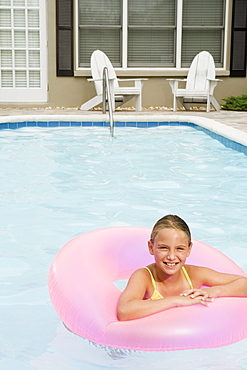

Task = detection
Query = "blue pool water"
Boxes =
[1,124,247,369]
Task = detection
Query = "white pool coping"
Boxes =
[1,113,247,148]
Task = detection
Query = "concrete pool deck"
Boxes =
[0,108,247,133]
[1,108,247,147]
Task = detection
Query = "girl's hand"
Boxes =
[180,288,215,302]
[177,294,210,307]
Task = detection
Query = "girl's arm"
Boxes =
[117,268,208,321]
[181,266,247,300]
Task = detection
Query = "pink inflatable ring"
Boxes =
[48,227,247,351]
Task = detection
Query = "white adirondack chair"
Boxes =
[80,50,147,111]
[167,51,221,112]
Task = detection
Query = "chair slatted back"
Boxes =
[186,51,216,91]
[91,50,119,96]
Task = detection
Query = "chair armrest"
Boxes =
[207,78,223,82]
[166,79,187,82]
[117,78,147,90]
[87,77,115,82]
[207,79,222,95]
[117,78,148,82]
[167,79,187,94]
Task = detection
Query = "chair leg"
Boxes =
[206,97,211,112]
[80,95,102,111]
[176,97,190,111]
[135,94,141,112]
[173,95,177,112]
[183,102,191,111]
[210,96,220,111]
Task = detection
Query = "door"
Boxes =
[0,0,47,102]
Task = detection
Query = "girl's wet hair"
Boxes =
[150,215,191,244]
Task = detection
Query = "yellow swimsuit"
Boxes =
[144,266,193,300]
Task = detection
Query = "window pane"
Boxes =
[1,70,13,87]
[15,50,26,67]
[29,70,40,87]
[1,50,12,67]
[14,9,26,27]
[28,30,40,48]
[183,0,224,27]
[13,0,25,6]
[16,71,27,87]
[28,9,39,28]
[28,50,40,67]
[128,29,174,67]
[0,0,11,5]
[0,9,11,27]
[79,0,121,26]
[182,29,222,67]
[79,28,121,67]
[0,30,12,48]
[182,0,225,67]
[129,0,175,26]
[14,30,26,48]
[128,0,175,67]
[78,0,121,67]
[27,0,39,6]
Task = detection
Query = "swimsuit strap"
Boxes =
[182,266,193,289]
[144,266,156,290]
[144,266,193,300]
[144,266,164,300]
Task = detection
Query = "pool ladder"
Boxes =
[102,67,114,137]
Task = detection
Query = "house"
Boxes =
[0,0,246,109]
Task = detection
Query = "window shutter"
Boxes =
[56,0,74,76]
[230,0,247,77]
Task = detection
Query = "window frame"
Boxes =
[74,0,230,76]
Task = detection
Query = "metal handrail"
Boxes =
[102,67,114,137]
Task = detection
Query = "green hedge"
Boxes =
[221,94,247,111]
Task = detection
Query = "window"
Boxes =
[128,0,175,67]
[78,0,122,67]
[182,0,225,67]
[77,0,227,70]
[0,0,47,102]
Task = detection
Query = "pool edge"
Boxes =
[0,113,247,149]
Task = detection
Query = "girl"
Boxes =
[117,215,247,321]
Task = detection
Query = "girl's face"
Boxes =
[148,228,192,275]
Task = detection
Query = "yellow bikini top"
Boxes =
[144,266,193,300]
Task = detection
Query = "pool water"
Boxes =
[1,125,247,370]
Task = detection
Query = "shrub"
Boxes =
[221,94,247,111]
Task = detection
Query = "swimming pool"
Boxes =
[1,116,247,369]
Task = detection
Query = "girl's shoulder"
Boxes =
[185,264,213,274]
[184,264,215,287]
[122,266,155,298]
[132,264,155,279]
[131,264,153,278]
